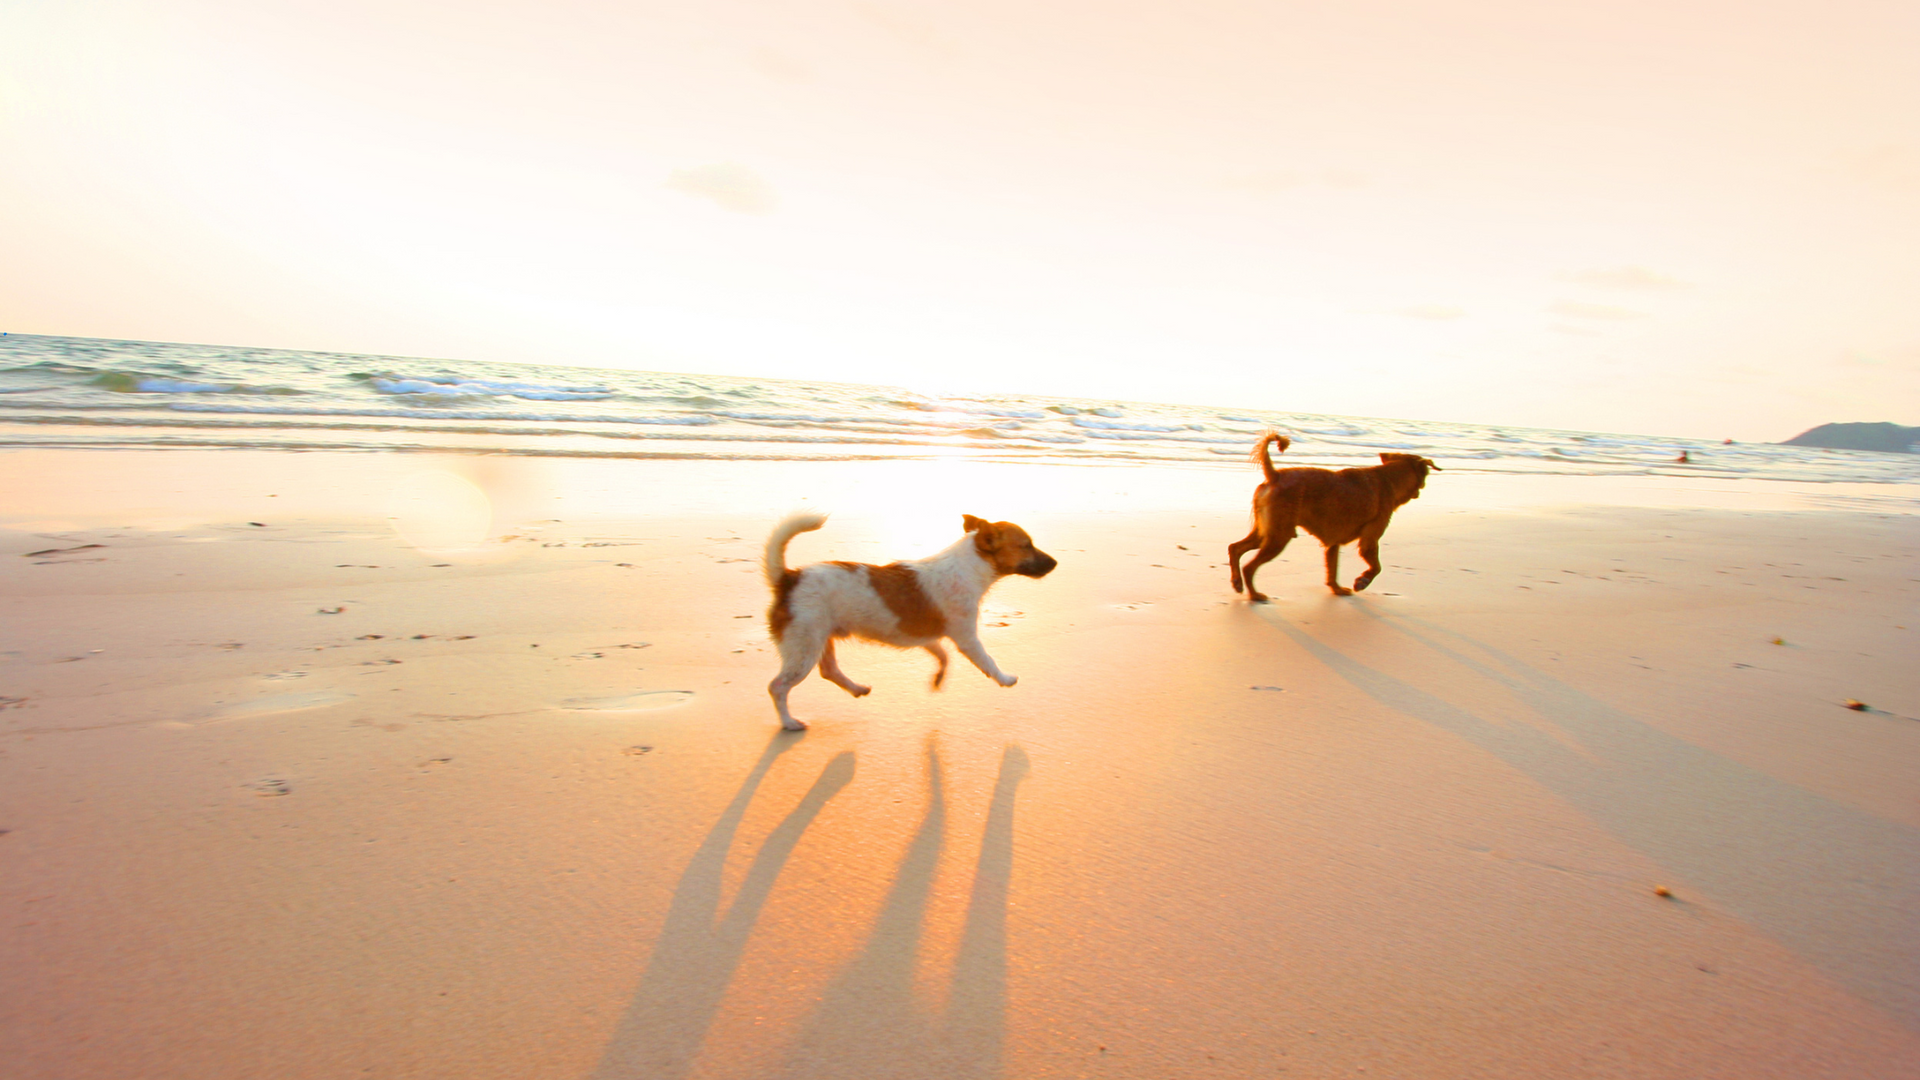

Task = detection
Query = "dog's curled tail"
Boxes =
[765,511,829,585]
[1251,431,1292,483]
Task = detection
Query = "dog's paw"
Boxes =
[845,683,872,698]
[780,718,809,731]
[995,672,1018,687]
[1247,592,1269,603]
[1329,584,1354,596]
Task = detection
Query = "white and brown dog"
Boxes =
[763,512,1057,731]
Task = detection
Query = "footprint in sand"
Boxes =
[207,690,355,723]
[247,777,292,797]
[562,691,694,713]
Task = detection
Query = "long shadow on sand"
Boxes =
[591,737,856,1080]
[773,739,1029,1080]
[1254,602,1920,1032]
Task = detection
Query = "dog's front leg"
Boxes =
[948,624,1016,687]
[924,643,950,689]
[1352,529,1387,592]
[1323,543,1354,596]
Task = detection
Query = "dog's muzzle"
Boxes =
[1017,552,1058,578]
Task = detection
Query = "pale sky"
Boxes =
[3,0,1916,440]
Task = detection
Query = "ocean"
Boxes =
[3,333,1916,490]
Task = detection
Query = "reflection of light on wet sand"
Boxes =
[203,690,355,724]
[387,469,492,553]
[563,691,695,712]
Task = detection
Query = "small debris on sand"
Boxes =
[1654,885,1674,898]
[318,607,345,614]
[24,544,105,557]
[623,745,654,756]
[1843,699,1870,711]
[248,777,292,797]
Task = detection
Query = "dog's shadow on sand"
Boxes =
[775,740,1028,1080]
[1251,600,1920,1033]
[591,736,1029,1080]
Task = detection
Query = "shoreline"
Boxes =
[3,448,1916,1078]
[3,446,1917,531]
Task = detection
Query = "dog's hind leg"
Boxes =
[1323,542,1354,596]
[1238,531,1293,603]
[769,626,826,731]
[924,643,950,689]
[817,638,871,698]
[1227,528,1263,594]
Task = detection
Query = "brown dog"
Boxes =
[1228,432,1439,602]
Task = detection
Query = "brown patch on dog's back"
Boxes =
[866,562,945,638]
[776,561,945,641]
[768,569,801,641]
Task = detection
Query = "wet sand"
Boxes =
[2,449,1916,1079]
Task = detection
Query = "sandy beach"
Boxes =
[2,448,1916,1079]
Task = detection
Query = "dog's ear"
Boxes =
[965,514,1000,551]
[1380,452,1433,468]
[1425,457,1442,471]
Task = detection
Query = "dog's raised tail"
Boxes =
[1251,431,1292,483]
[765,512,829,585]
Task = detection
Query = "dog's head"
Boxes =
[1378,453,1441,500]
[963,515,1058,578]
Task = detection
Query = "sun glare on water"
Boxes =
[841,456,1069,560]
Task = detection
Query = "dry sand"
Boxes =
[2,449,1916,1079]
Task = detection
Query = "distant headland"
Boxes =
[1780,422,1919,453]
